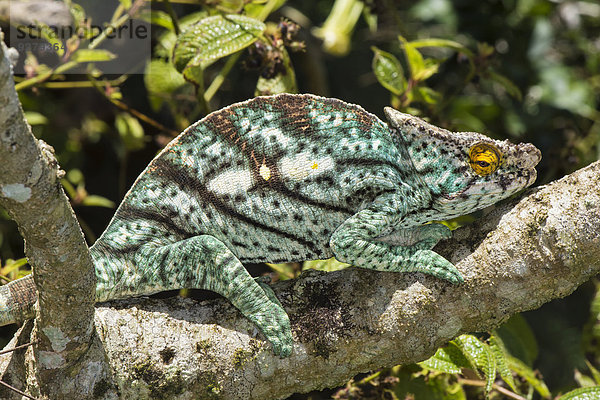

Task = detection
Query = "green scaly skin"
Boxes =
[0,94,541,357]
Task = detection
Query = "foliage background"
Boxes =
[1,0,599,398]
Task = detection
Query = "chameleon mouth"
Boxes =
[440,167,538,202]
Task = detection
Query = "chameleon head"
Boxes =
[384,107,542,219]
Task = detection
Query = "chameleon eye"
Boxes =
[469,143,501,176]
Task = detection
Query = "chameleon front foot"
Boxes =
[401,249,464,284]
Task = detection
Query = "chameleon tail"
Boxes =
[0,274,37,326]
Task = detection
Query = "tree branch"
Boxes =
[63,161,600,398]
[0,30,96,396]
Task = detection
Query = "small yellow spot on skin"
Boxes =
[311,162,318,170]
[259,164,271,181]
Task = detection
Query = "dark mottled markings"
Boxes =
[336,158,407,178]
[117,203,195,239]
[202,102,357,217]
[150,157,322,254]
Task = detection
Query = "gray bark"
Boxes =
[0,30,97,399]
[1,27,600,400]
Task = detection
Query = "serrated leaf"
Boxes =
[507,355,551,398]
[71,49,116,63]
[173,14,265,73]
[371,46,406,95]
[419,343,467,374]
[81,195,116,208]
[453,335,496,392]
[489,334,519,392]
[557,386,600,400]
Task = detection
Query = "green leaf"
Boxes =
[399,36,425,81]
[70,49,116,63]
[244,0,286,19]
[81,195,116,208]
[173,14,265,73]
[575,369,598,389]
[255,46,297,96]
[419,342,470,374]
[144,59,187,110]
[489,334,519,392]
[409,38,474,58]
[36,22,65,57]
[303,258,349,273]
[415,86,441,104]
[507,355,551,399]
[392,366,466,400]
[371,46,406,95]
[266,263,296,280]
[24,111,48,125]
[452,335,496,393]
[586,360,600,385]
[557,386,600,400]
[115,113,145,151]
[1,258,29,276]
[139,10,175,31]
[495,314,538,366]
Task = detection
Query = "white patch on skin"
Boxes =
[42,326,71,352]
[332,113,344,127]
[261,126,289,147]
[1,183,32,203]
[208,169,254,196]
[279,153,334,181]
[239,118,251,130]
[205,142,223,156]
[315,114,329,124]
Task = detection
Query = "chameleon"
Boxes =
[0,93,541,357]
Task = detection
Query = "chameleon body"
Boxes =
[0,94,541,357]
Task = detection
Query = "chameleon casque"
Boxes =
[0,93,541,357]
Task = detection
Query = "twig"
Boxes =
[0,380,40,400]
[0,340,38,356]
[459,378,527,400]
[0,342,41,400]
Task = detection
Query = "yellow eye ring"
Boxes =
[469,143,502,176]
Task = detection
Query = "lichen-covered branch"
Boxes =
[88,161,597,399]
[0,31,96,397]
